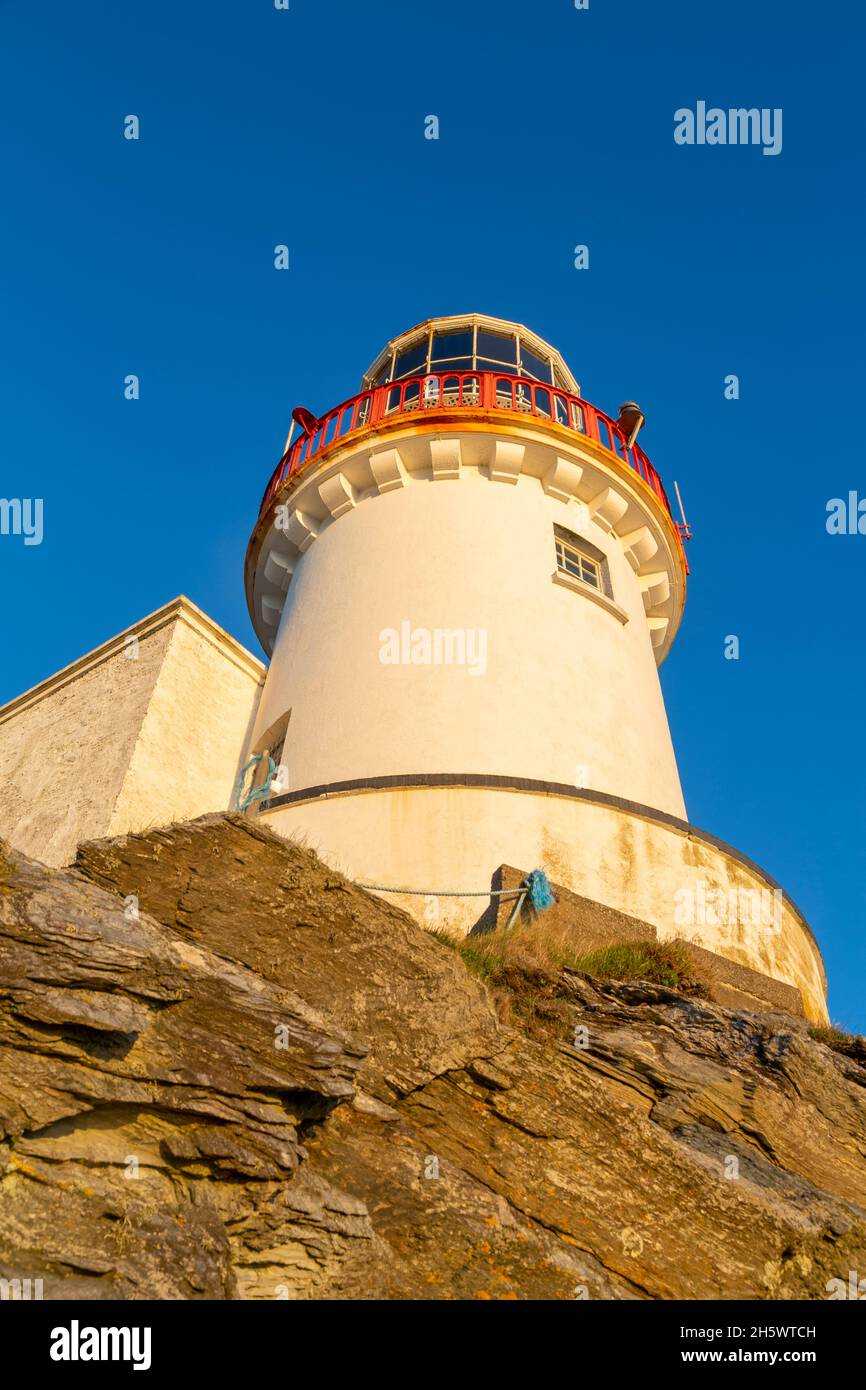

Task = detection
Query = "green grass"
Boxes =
[432,920,585,979]
[432,921,702,1041]
[808,1025,866,1063]
[433,922,699,991]
[570,941,698,989]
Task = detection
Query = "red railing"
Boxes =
[258,371,689,546]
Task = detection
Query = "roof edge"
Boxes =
[0,596,265,726]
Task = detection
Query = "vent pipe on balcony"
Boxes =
[616,401,645,449]
[292,406,320,438]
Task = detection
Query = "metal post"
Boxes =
[504,887,528,931]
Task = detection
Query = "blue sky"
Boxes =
[1,1,864,1028]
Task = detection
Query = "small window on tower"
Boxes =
[553,525,614,601]
[555,537,600,588]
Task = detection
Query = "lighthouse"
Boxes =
[244,313,827,1024]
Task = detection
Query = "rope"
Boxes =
[356,883,523,898]
[525,869,556,912]
[235,753,277,813]
[356,869,557,913]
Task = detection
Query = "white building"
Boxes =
[244,314,826,1022]
[0,314,828,1023]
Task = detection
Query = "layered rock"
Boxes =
[0,815,862,1300]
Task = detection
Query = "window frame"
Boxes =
[555,537,601,589]
[553,524,615,602]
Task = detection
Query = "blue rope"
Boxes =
[235,753,277,812]
[524,869,556,913]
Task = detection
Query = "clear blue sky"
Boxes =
[1,1,864,1029]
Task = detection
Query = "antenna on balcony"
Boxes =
[616,401,645,449]
[673,480,693,540]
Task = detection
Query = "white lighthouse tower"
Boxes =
[244,313,827,1023]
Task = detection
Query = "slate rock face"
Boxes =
[0,814,863,1300]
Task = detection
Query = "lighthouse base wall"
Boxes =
[488,863,808,1018]
[257,782,828,1025]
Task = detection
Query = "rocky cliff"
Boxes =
[1,814,864,1300]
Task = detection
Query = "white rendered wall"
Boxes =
[246,421,827,1023]
[258,787,828,1025]
[251,466,686,818]
[0,598,264,867]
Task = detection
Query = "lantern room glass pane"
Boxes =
[519,346,551,381]
[430,358,473,372]
[476,330,518,365]
[394,339,428,379]
[431,330,473,362]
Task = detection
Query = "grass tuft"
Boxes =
[432,919,701,1040]
[570,941,698,989]
[432,918,587,980]
[434,921,698,988]
[808,1025,866,1064]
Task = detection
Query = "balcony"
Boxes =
[257,371,691,554]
